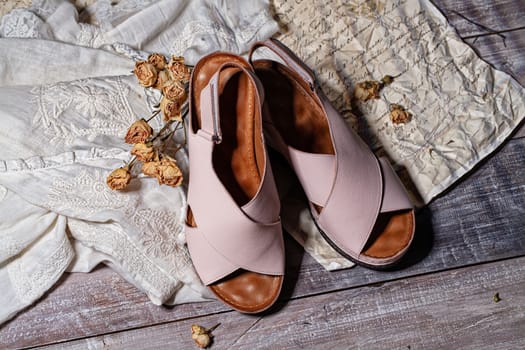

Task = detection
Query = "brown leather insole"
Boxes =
[254,61,334,155]
[187,54,281,313]
[255,60,414,262]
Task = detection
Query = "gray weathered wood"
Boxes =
[1,138,523,349]
[466,28,525,85]
[36,257,525,350]
[432,0,525,37]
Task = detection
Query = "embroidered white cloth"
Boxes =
[0,0,278,324]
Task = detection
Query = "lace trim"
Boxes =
[0,236,27,261]
[47,169,135,217]
[31,76,135,146]
[77,22,105,47]
[133,208,192,279]
[7,232,74,304]
[69,219,183,303]
[0,8,49,38]
[46,169,191,302]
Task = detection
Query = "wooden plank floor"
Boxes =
[1,1,524,349]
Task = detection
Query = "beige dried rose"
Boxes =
[157,157,183,187]
[160,96,182,122]
[131,142,156,162]
[390,104,412,124]
[147,53,167,70]
[191,324,211,349]
[354,80,381,101]
[125,119,153,144]
[134,61,158,87]
[142,160,160,178]
[163,80,187,103]
[168,56,191,82]
[106,167,131,190]
[154,69,171,90]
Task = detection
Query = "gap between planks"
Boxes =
[34,255,525,350]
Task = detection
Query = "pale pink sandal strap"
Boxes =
[249,38,316,89]
[186,61,284,285]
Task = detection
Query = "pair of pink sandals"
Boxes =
[185,39,415,313]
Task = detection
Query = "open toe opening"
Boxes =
[361,209,414,260]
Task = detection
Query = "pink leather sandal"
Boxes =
[185,52,284,313]
[249,39,415,269]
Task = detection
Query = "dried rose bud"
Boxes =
[157,157,183,187]
[147,53,167,70]
[154,70,171,90]
[125,119,153,144]
[163,80,187,103]
[191,325,211,348]
[134,61,158,87]
[106,167,131,190]
[390,104,411,124]
[168,56,191,82]
[354,80,381,101]
[142,160,160,178]
[160,96,182,122]
[131,142,156,162]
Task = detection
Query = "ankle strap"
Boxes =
[198,62,263,144]
[249,38,315,90]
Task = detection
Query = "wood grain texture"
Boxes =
[0,267,228,349]
[466,28,525,85]
[432,0,525,37]
[2,138,523,349]
[36,257,525,350]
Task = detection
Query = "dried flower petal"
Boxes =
[131,142,156,162]
[154,70,171,90]
[125,119,153,144]
[191,324,216,349]
[147,53,167,70]
[354,80,381,101]
[134,61,158,87]
[389,104,412,124]
[157,156,183,187]
[160,96,182,122]
[106,167,131,190]
[168,56,191,82]
[163,80,187,103]
[142,161,160,178]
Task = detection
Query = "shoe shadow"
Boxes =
[384,206,435,271]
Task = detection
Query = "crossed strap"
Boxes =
[251,38,413,257]
[185,62,284,285]
[288,97,413,257]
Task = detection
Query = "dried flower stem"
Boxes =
[207,323,220,332]
[145,109,161,122]
[127,156,138,169]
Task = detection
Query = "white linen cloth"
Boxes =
[0,0,278,324]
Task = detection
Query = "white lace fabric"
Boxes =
[0,0,278,324]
